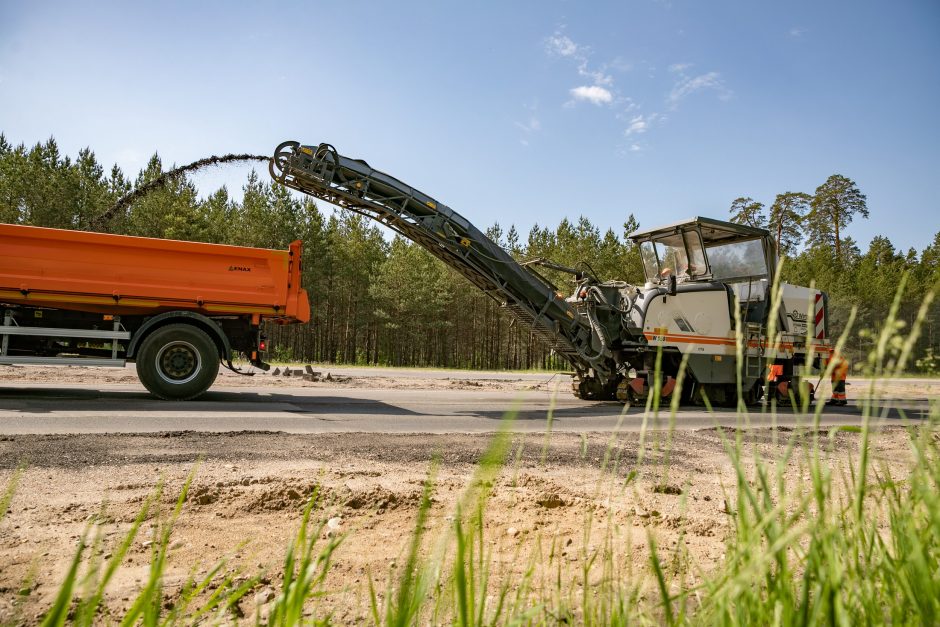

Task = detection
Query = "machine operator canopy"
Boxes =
[628,217,777,285]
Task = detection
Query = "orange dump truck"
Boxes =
[0,223,310,399]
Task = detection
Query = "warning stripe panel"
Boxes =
[814,292,826,340]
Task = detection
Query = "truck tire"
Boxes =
[136,323,220,400]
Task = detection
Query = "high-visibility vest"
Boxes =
[831,357,848,400]
[831,358,849,382]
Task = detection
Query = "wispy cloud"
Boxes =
[624,113,662,136]
[569,85,614,106]
[545,29,665,152]
[789,26,807,37]
[618,97,640,115]
[514,116,541,133]
[514,104,541,146]
[545,33,580,57]
[543,31,732,155]
[546,29,618,103]
[624,115,648,136]
[577,61,613,86]
[667,70,731,108]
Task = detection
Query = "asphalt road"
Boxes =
[0,381,931,435]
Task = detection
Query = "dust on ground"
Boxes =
[0,427,918,624]
[1,364,935,399]
[0,364,561,393]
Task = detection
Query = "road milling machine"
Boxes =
[270,141,832,405]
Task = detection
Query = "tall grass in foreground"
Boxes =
[1,282,938,625]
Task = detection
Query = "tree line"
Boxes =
[2,135,938,372]
[728,177,939,370]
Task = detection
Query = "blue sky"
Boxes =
[1,1,938,252]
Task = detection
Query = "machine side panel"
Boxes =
[642,289,735,355]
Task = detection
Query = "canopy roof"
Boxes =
[628,216,769,245]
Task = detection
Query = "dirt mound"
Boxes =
[343,485,422,512]
[189,484,219,506]
[243,480,326,513]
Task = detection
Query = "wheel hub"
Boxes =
[156,341,201,384]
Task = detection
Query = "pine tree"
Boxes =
[768,191,811,254]
[729,197,766,228]
[102,164,131,233]
[623,213,640,238]
[0,139,27,223]
[622,214,644,282]
[808,174,868,260]
[486,223,505,248]
[922,231,940,283]
[506,225,520,255]
[201,187,234,243]
[73,148,111,231]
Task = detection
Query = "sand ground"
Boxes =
[0,425,919,624]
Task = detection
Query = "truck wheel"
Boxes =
[136,324,220,400]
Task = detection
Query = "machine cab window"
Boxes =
[706,238,768,282]
[630,217,776,287]
[635,226,708,284]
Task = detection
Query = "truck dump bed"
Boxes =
[0,224,310,323]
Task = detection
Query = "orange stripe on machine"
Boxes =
[644,331,832,353]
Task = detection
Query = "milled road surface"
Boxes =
[0,380,930,435]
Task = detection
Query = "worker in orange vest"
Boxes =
[826,353,849,406]
[767,363,785,401]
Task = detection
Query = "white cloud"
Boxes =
[578,61,613,86]
[629,143,643,152]
[547,30,616,90]
[668,63,692,73]
[789,26,807,37]
[668,71,730,108]
[569,85,614,105]
[546,33,579,57]
[624,113,662,136]
[625,115,648,136]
